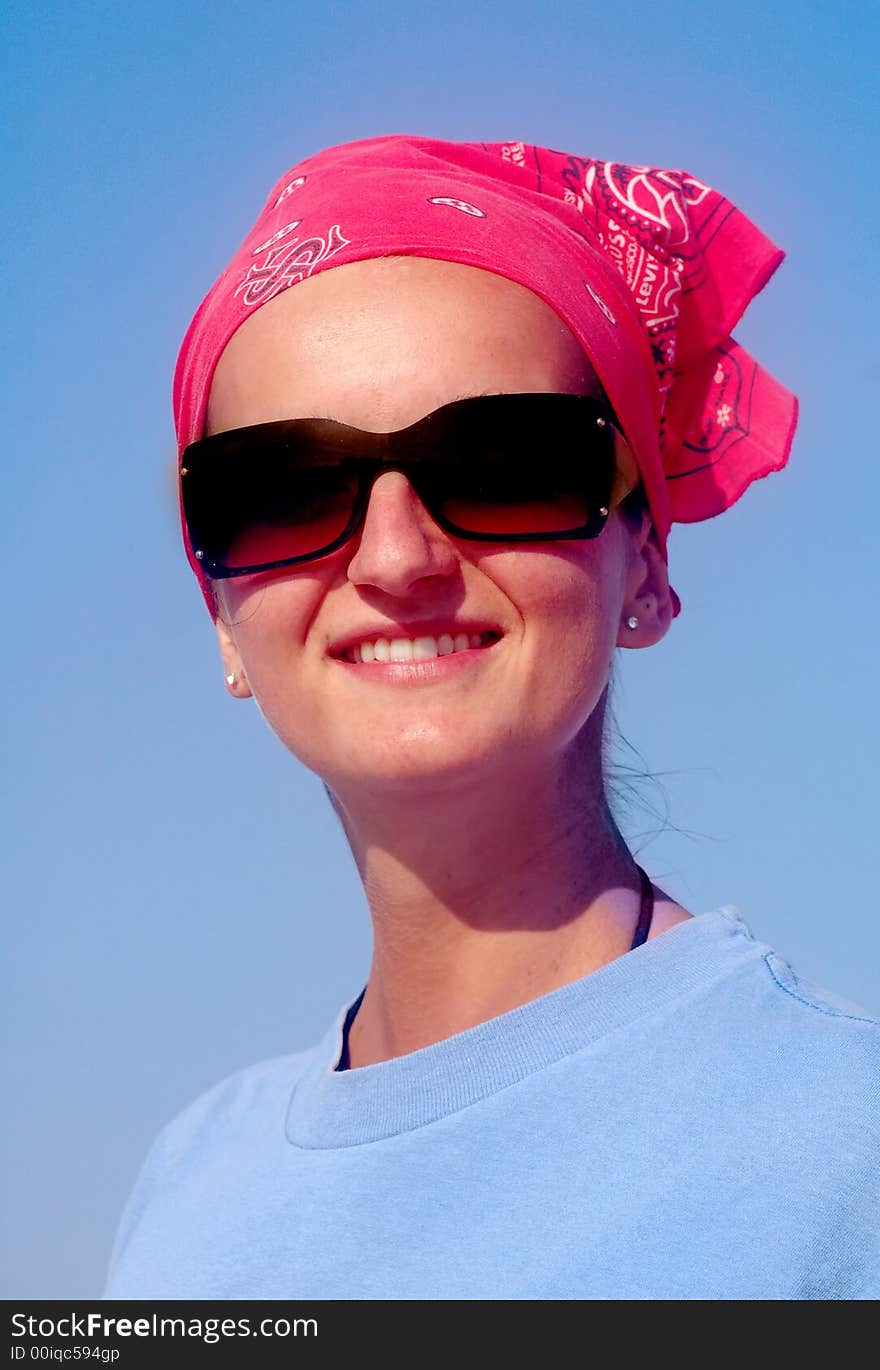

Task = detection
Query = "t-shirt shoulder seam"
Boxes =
[762,952,880,1029]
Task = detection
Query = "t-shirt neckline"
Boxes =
[285,907,758,1150]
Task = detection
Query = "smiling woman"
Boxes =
[104,134,880,1301]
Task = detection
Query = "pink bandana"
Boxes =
[174,134,798,619]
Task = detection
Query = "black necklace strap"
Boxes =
[335,986,366,1072]
[630,864,654,950]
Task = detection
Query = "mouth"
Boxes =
[330,628,504,665]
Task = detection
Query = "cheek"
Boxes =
[483,545,624,726]
[219,576,317,701]
[493,542,622,658]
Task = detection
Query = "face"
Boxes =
[207,255,670,797]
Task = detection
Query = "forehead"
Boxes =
[205,255,601,435]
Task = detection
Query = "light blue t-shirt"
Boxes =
[104,908,880,1300]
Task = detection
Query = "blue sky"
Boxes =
[3,0,878,1297]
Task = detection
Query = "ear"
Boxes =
[616,513,677,650]
[214,615,252,697]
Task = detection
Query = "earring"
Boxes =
[226,673,236,686]
[625,616,639,630]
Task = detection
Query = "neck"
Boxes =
[327,723,656,1068]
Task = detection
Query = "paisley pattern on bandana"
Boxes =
[234,223,351,308]
[482,141,795,519]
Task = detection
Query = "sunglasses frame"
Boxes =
[180,392,640,580]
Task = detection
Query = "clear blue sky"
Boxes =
[3,0,878,1298]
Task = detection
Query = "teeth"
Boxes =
[346,631,495,664]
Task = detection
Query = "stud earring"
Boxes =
[625,616,639,630]
[226,673,236,686]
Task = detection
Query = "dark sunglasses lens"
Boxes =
[434,399,607,535]
[185,441,360,572]
[438,454,592,535]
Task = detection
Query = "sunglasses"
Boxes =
[180,392,640,579]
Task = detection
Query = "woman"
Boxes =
[105,135,879,1300]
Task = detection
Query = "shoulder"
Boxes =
[732,911,880,1046]
[120,1045,317,1213]
[759,948,880,1033]
[689,908,880,1127]
[669,904,879,1028]
[104,1046,317,1285]
[627,904,880,1132]
[152,1047,316,1167]
[756,944,880,1092]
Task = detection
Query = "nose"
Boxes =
[344,469,459,594]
